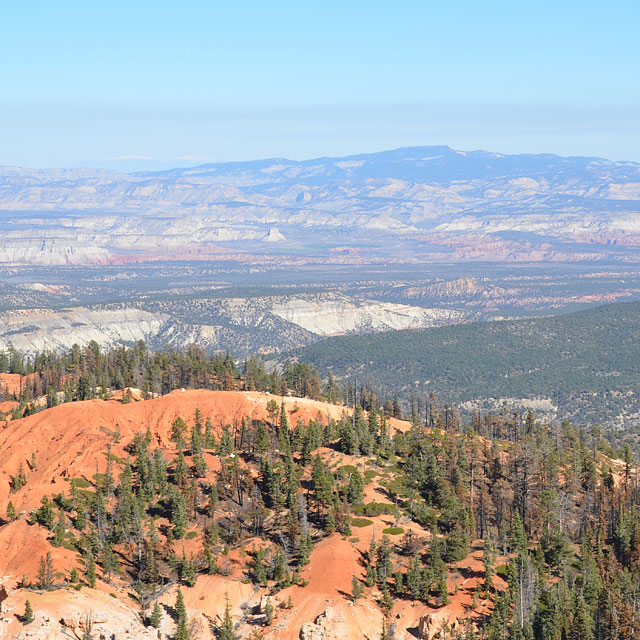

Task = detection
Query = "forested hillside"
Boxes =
[293,301,640,428]
[3,384,640,639]
[2,338,640,638]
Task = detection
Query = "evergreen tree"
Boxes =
[264,597,274,626]
[352,574,364,600]
[255,421,269,453]
[534,587,561,640]
[174,588,190,640]
[204,417,217,449]
[23,599,34,624]
[298,531,313,567]
[436,571,449,606]
[483,536,495,595]
[6,500,17,521]
[250,546,267,585]
[170,417,188,450]
[191,409,204,455]
[33,495,55,529]
[444,524,468,562]
[278,402,291,452]
[219,594,236,640]
[510,509,528,553]
[171,489,189,539]
[37,552,55,589]
[218,424,234,456]
[149,602,162,629]
[102,543,119,582]
[569,594,594,640]
[207,483,219,518]
[346,469,365,504]
[85,552,97,588]
[52,509,66,547]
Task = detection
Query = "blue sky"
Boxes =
[2,1,639,170]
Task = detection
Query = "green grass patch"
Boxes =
[71,478,92,489]
[351,517,374,528]
[338,464,357,476]
[364,470,377,482]
[382,527,404,535]
[381,476,410,498]
[185,531,198,540]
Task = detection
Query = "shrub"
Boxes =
[353,502,395,517]
[382,527,404,535]
[351,517,374,528]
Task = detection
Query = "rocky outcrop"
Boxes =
[0,306,169,354]
[270,294,469,336]
[299,608,348,640]
[0,293,472,355]
[418,612,460,640]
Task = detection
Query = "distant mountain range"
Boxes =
[1,146,639,264]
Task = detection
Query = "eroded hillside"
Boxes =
[0,293,472,356]
[1,385,638,640]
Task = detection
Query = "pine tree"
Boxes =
[204,417,217,449]
[180,552,197,587]
[34,495,55,529]
[191,409,203,455]
[352,574,364,600]
[6,500,17,521]
[52,509,66,547]
[23,599,34,624]
[171,489,189,539]
[174,450,188,488]
[36,552,55,589]
[102,543,119,582]
[379,583,393,615]
[174,588,190,640]
[298,531,313,567]
[278,402,291,452]
[85,552,97,588]
[219,424,234,456]
[569,594,594,640]
[510,509,528,553]
[444,524,468,562]
[255,421,269,453]
[170,417,188,449]
[149,602,162,629]
[46,386,59,408]
[207,484,218,518]
[250,546,267,585]
[346,469,365,504]
[483,536,495,595]
[264,597,274,626]
[394,569,404,595]
[219,594,236,640]
[437,572,449,606]
[406,553,422,599]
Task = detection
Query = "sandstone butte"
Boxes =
[0,388,503,640]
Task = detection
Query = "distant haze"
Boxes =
[2,2,639,170]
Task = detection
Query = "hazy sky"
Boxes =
[2,1,639,170]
